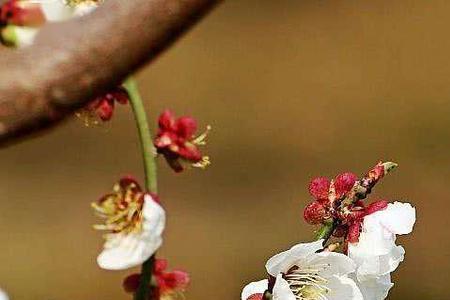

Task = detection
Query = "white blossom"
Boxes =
[96,194,166,270]
[348,202,416,300]
[242,240,363,300]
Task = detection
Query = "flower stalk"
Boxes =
[124,78,158,300]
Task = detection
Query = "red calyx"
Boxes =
[247,294,264,300]
[347,221,362,243]
[123,273,141,293]
[123,258,190,297]
[365,200,388,216]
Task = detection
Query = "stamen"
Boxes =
[284,264,330,300]
[192,125,211,145]
[192,156,211,169]
[91,182,145,239]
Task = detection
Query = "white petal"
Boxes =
[266,240,324,276]
[40,0,76,22]
[377,202,416,235]
[73,3,98,17]
[273,275,296,300]
[325,275,363,300]
[97,196,165,270]
[307,252,356,278]
[0,289,8,300]
[356,274,393,300]
[142,194,166,236]
[241,279,268,300]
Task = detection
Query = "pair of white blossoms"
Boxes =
[242,202,416,300]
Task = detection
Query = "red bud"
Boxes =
[335,172,358,198]
[308,177,330,200]
[304,201,327,225]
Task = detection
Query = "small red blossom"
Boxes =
[0,0,45,27]
[123,258,190,299]
[154,109,210,172]
[308,177,330,200]
[334,172,358,198]
[78,86,129,124]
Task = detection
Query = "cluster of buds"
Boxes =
[303,161,398,246]
[76,86,129,125]
[154,110,210,172]
[123,258,190,300]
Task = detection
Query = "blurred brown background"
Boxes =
[1,0,449,299]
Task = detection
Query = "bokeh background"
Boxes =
[1,0,449,299]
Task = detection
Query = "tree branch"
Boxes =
[0,0,221,146]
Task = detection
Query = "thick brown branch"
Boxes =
[0,0,221,146]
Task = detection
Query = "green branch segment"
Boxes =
[125,78,158,300]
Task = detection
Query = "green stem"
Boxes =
[124,78,158,194]
[124,78,158,300]
[315,220,337,244]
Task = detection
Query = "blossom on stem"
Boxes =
[242,240,363,300]
[123,258,190,299]
[92,176,165,270]
[347,202,416,300]
[76,86,129,125]
[154,110,210,172]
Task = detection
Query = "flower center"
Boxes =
[64,0,101,6]
[92,182,144,237]
[284,265,330,300]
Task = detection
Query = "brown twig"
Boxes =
[0,0,221,147]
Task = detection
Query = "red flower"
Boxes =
[0,0,45,27]
[77,86,129,124]
[154,110,210,172]
[123,258,190,299]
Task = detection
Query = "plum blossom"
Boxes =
[0,0,99,47]
[242,240,363,300]
[92,177,166,270]
[154,110,210,172]
[348,202,416,300]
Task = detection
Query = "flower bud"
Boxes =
[308,177,330,200]
[304,201,327,225]
[334,172,358,198]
